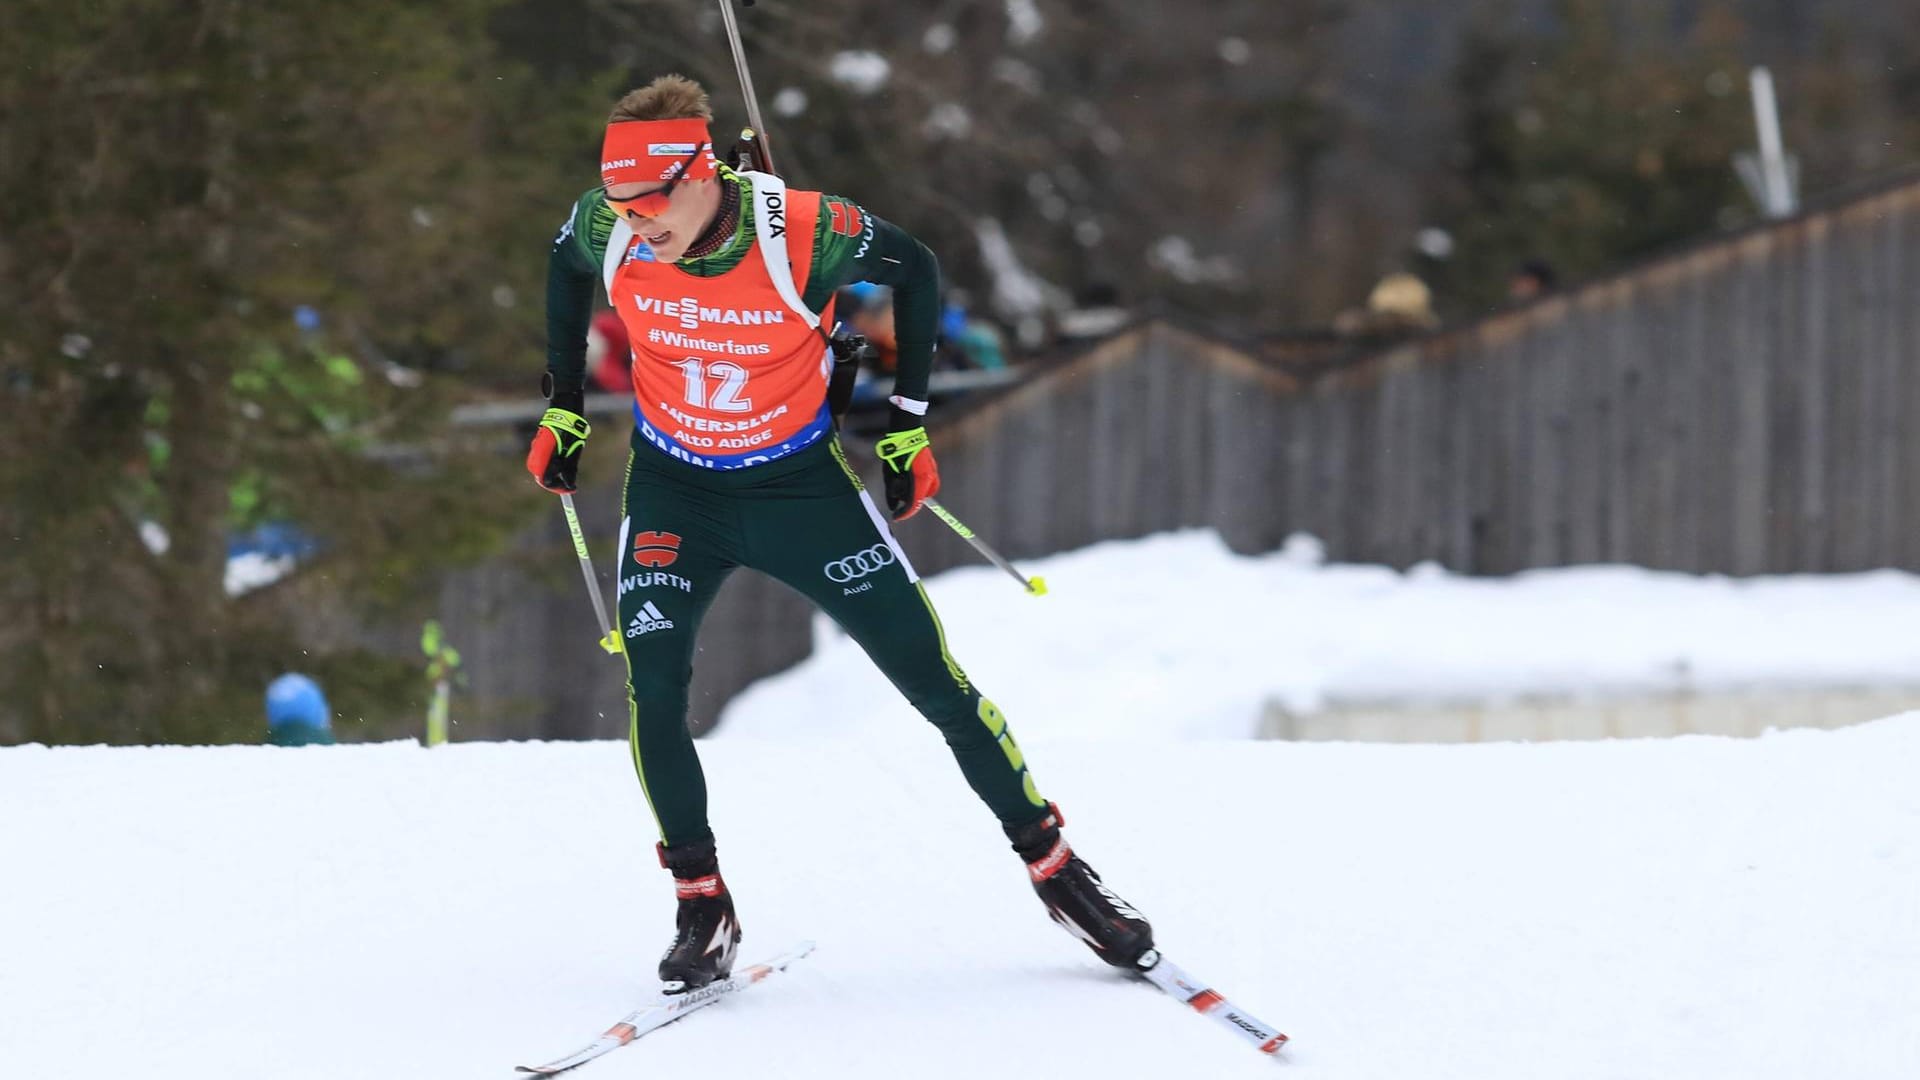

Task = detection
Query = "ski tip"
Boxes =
[1260,1034,1290,1055]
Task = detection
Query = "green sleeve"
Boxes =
[804,195,941,405]
[545,190,618,397]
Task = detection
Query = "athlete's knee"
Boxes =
[881,641,975,715]
[939,695,1047,808]
[918,691,1005,749]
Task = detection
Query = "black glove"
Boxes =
[525,379,589,494]
[875,406,940,520]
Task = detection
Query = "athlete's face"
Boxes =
[606,172,721,264]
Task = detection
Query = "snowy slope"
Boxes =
[4,719,1919,1079]
[718,530,1920,741]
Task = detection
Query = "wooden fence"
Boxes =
[912,175,1920,578]
[1276,175,1920,574]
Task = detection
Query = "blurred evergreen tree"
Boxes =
[1429,0,1756,315]
[0,0,593,743]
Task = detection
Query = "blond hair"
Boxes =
[609,74,712,124]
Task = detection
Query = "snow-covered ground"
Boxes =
[720,530,1920,740]
[3,723,1918,1078]
[5,531,1919,1079]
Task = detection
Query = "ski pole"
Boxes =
[716,0,775,172]
[921,498,1047,596]
[559,493,623,655]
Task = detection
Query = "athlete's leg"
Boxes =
[739,441,1153,969]
[617,451,740,847]
[742,440,1048,829]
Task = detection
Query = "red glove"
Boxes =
[526,388,590,494]
[875,413,939,520]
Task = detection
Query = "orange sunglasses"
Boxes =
[605,142,707,221]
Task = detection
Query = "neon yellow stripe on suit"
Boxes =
[979,697,1047,809]
[911,581,970,693]
[828,437,865,490]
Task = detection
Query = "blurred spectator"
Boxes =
[265,673,335,746]
[837,282,898,376]
[938,295,1008,370]
[1055,281,1129,342]
[587,308,633,394]
[1508,258,1559,303]
[1333,271,1440,339]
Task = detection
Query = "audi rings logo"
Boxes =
[823,543,896,584]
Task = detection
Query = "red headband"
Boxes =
[600,118,720,189]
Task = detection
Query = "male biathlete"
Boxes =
[527,75,1153,992]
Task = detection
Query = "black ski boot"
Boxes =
[655,838,741,994]
[1007,803,1155,969]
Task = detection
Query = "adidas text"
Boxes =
[626,601,676,638]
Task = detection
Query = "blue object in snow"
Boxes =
[266,673,331,733]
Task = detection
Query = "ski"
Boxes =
[1135,949,1289,1055]
[514,941,815,1076]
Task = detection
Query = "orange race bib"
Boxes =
[608,186,835,470]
